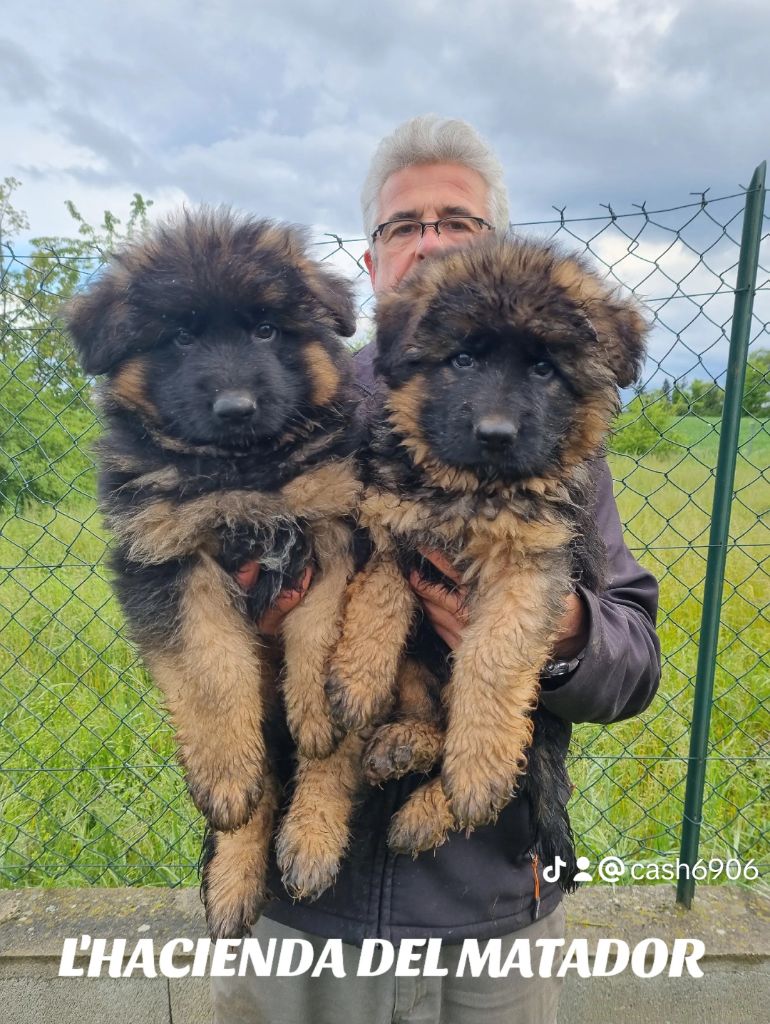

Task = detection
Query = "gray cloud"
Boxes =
[54,108,146,174]
[0,37,50,102]
[3,0,769,238]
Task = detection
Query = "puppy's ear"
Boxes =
[266,223,357,337]
[374,291,424,385]
[302,261,358,337]
[590,293,649,389]
[64,272,134,376]
[552,253,648,390]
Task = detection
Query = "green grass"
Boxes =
[569,415,769,873]
[0,503,200,886]
[0,416,767,889]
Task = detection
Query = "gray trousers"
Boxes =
[210,903,565,1024]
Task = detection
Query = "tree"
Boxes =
[670,379,689,415]
[610,394,676,458]
[1,192,154,379]
[742,348,770,417]
[0,183,154,511]
[0,356,96,509]
[0,177,30,324]
[688,378,725,417]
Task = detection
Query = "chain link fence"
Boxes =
[1,175,768,895]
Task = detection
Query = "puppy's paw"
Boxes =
[292,714,345,761]
[276,816,347,901]
[442,759,524,830]
[187,772,264,834]
[325,671,394,733]
[363,721,441,784]
[204,886,266,941]
[201,832,270,940]
[364,736,415,784]
[388,779,455,855]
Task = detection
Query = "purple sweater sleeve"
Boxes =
[539,458,662,725]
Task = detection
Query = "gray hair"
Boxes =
[361,114,510,241]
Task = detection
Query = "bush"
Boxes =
[610,396,677,458]
[0,357,98,511]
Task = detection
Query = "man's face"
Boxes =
[364,162,491,294]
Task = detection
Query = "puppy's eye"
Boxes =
[532,360,554,378]
[253,323,277,342]
[452,353,475,369]
[174,329,194,348]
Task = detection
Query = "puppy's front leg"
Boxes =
[280,522,354,759]
[363,657,443,784]
[201,771,280,939]
[388,776,456,855]
[276,732,366,900]
[442,557,567,828]
[325,556,417,732]
[147,552,269,832]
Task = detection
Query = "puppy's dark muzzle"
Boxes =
[213,392,257,422]
[474,417,517,451]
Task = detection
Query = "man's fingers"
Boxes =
[274,566,313,614]
[235,559,260,591]
[421,599,462,635]
[431,623,458,649]
[416,547,463,586]
[409,569,468,651]
[416,594,464,651]
[256,566,313,636]
[409,570,468,621]
[257,607,288,637]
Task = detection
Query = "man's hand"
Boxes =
[408,549,470,651]
[235,561,313,636]
[409,548,589,657]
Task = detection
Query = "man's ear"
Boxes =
[364,249,376,289]
[64,272,134,376]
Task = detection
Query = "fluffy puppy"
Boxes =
[65,210,361,937]
[325,233,648,869]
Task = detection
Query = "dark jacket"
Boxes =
[263,343,661,946]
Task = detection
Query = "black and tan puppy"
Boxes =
[325,233,648,863]
[65,210,361,936]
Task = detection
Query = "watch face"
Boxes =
[548,660,570,676]
[542,657,580,677]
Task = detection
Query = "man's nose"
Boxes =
[415,224,444,259]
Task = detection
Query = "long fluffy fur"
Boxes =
[66,209,362,937]
[325,233,648,886]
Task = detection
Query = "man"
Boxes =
[213,115,661,1023]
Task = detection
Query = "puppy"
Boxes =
[65,210,361,936]
[324,233,648,874]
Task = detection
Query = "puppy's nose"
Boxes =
[474,416,517,450]
[212,392,257,421]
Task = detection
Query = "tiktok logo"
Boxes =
[542,856,593,883]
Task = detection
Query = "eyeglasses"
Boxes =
[371,215,494,249]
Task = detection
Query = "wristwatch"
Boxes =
[541,653,583,678]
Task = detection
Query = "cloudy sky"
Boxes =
[4,0,768,235]
[2,0,768,381]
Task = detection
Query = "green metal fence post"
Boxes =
[676,161,767,907]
